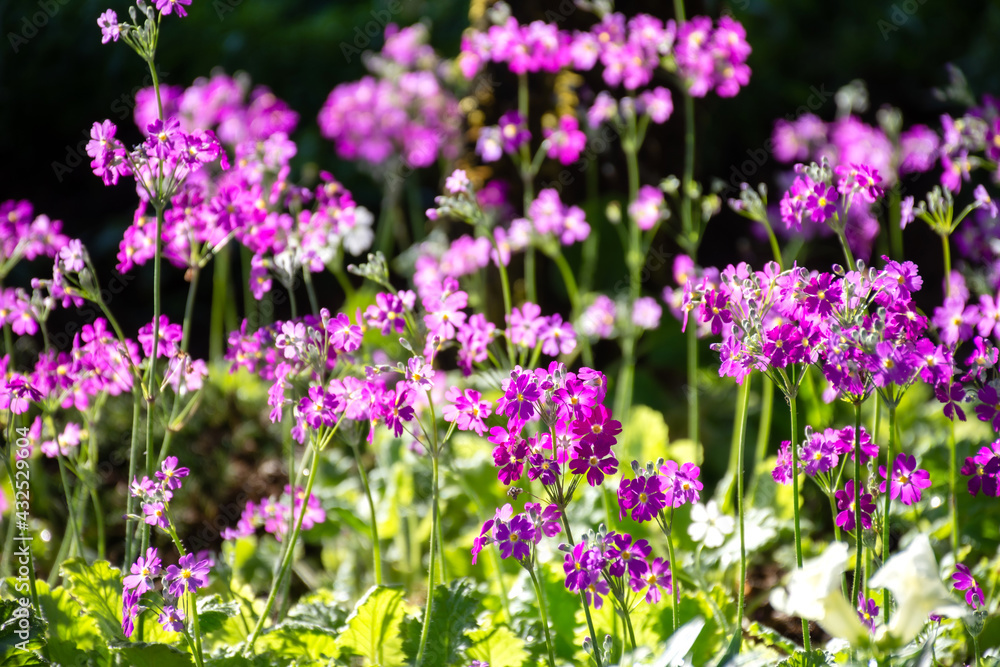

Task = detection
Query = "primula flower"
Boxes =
[495,514,535,561]
[952,564,985,609]
[834,479,875,532]
[122,547,162,595]
[569,440,617,486]
[659,460,702,507]
[442,387,491,436]
[543,115,586,165]
[527,453,558,485]
[857,592,879,632]
[405,356,435,392]
[165,553,211,597]
[365,292,406,336]
[631,557,672,604]
[879,453,932,505]
[632,297,662,330]
[122,589,140,638]
[97,9,120,43]
[156,0,192,17]
[143,502,170,530]
[629,185,665,231]
[617,474,666,522]
[156,456,190,491]
[497,111,530,153]
[975,384,1000,432]
[961,443,1000,496]
[503,370,541,422]
[327,312,362,352]
[605,533,650,579]
[159,605,185,633]
[805,183,837,223]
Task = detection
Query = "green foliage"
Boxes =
[108,641,195,667]
[465,624,528,667]
[335,585,406,666]
[402,579,481,666]
[59,559,125,643]
[0,599,46,662]
[255,620,339,665]
[197,595,242,636]
[776,649,835,666]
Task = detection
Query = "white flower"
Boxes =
[867,534,966,645]
[687,500,734,548]
[769,542,868,646]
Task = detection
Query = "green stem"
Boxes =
[734,374,752,650]
[351,442,382,585]
[56,454,82,559]
[486,233,515,363]
[882,401,896,630]
[209,243,229,360]
[302,268,320,315]
[680,92,697,252]
[888,188,903,260]
[949,418,959,557]
[188,591,205,667]
[749,378,774,499]
[851,401,863,607]
[788,387,810,651]
[558,514,603,667]
[243,440,323,655]
[124,389,143,570]
[529,565,557,667]
[666,519,679,633]
[621,601,637,653]
[415,454,440,665]
[687,321,700,460]
[942,233,952,297]
[836,227,856,269]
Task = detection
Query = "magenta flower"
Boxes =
[961,444,1000,496]
[365,292,406,336]
[155,0,192,17]
[122,547,162,596]
[507,302,546,349]
[527,453,558,486]
[659,461,703,507]
[629,185,665,231]
[97,9,120,43]
[494,514,535,561]
[617,474,666,523]
[156,456,190,491]
[772,441,795,485]
[539,314,577,356]
[142,502,170,530]
[631,557,672,604]
[834,479,875,532]
[698,289,732,336]
[975,384,1000,432]
[122,589,139,638]
[442,387,492,436]
[563,543,597,593]
[543,115,586,165]
[405,356,435,392]
[605,533,650,579]
[159,605,185,633]
[165,553,211,597]
[569,440,617,487]
[327,312,362,352]
[879,453,931,505]
[857,592,879,632]
[497,111,530,154]
[952,564,985,609]
[805,183,837,223]
[638,87,673,124]
[583,577,611,609]
[503,370,541,422]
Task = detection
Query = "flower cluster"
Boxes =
[221,485,326,542]
[471,502,561,565]
[617,458,703,523]
[562,527,671,608]
[961,440,1000,497]
[122,547,212,637]
[319,24,461,170]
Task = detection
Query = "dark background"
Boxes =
[2,0,1000,378]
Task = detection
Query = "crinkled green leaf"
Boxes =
[59,558,125,643]
[0,599,46,658]
[466,624,527,667]
[197,595,241,636]
[336,585,405,666]
[776,649,836,666]
[285,588,349,631]
[401,579,481,666]
[108,641,194,667]
[256,619,339,664]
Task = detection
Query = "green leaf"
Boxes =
[35,578,107,665]
[401,579,481,666]
[197,595,241,636]
[0,599,46,658]
[336,585,406,666]
[256,619,339,664]
[60,558,125,643]
[776,649,835,666]
[108,641,195,667]
[466,624,527,667]
[285,589,349,631]
[649,617,705,666]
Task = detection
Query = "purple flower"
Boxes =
[659,461,703,507]
[617,474,666,523]
[442,387,491,436]
[495,514,535,561]
[123,547,162,595]
[97,9,120,43]
[698,289,732,336]
[365,292,406,336]
[327,312,362,352]
[405,356,435,392]
[143,502,170,530]
[857,592,879,632]
[165,553,211,597]
[497,111,530,154]
[975,384,1000,432]
[961,443,1000,496]
[155,0,192,18]
[805,183,837,223]
[158,605,185,633]
[629,185,665,231]
[527,453,558,486]
[156,456,190,491]
[583,577,611,609]
[772,441,794,485]
[122,589,140,638]
[503,370,541,422]
[834,479,876,532]
[569,440,617,487]
[543,115,586,165]
[631,557,672,604]
[878,453,932,505]
[952,564,985,610]
[563,543,597,593]
[638,87,673,124]
[605,533,650,579]
[571,404,621,450]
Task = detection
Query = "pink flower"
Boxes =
[543,115,586,165]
